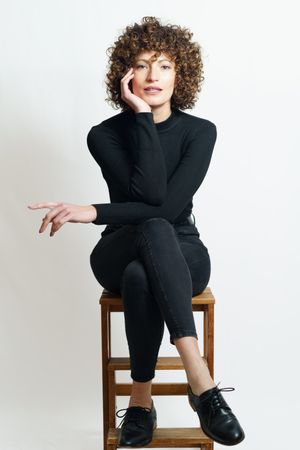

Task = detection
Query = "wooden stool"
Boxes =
[100,287,215,450]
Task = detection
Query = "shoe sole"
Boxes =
[187,395,245,446]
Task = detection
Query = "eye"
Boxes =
[136,64,171,70]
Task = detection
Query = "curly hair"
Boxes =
[104,16,205,111]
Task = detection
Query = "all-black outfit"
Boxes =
[87,107,217,382]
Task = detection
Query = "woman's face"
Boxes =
[131,50,176,107]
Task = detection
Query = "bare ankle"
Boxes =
[188,379,216,397]
[128,398,153,409]
[129,380,152,409]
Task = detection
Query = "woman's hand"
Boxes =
[120,67,152,113]
[27,202,97,237]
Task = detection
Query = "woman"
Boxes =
[28,16,245,448]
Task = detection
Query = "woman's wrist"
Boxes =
[90,204,98,222]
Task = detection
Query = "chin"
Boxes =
[143,97,165,105]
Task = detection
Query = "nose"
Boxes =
[146,66,159,82]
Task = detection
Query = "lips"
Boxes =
[144,87,162,91]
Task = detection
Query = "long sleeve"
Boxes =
[90,122,217,225]
[87,112,167,205]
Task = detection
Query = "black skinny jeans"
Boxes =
[90,217,211,382]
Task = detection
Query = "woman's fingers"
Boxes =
[121,67,133,80]
[39,204,66,233]
[121,68,134,95]
[27,201,65,233]
[49,211,72,237]
[28,202,61,209]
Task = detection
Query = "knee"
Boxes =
[138,217,173,238]
[121,259,149,299]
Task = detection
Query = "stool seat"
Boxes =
[99,286,216,450]
[100,287,215,306]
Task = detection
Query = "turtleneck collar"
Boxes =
[154,107,181,132]
[126,107,181,132]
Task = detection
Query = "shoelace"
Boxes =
[116,405,152,429]
[209,381,235,414]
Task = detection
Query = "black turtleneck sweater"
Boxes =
[87,107,217,231]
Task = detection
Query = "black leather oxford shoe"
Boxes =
[116,399,157,447]
[187,382,245,446]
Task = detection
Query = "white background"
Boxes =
[1,1,299,449]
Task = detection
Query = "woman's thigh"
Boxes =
[90,222,211,296]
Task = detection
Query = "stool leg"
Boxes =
[101,303,111,450]
[202,303,214,450]
[108,369,116,427]
[203,304,214,379]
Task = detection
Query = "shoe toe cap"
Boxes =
[215,420,245,445]
[118,426,153,447]
[231,424,245,444]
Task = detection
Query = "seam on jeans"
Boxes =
[140,229,181,329]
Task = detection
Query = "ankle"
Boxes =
[188,379,216,397]
[128,397,153,409]
[129,379,152,408]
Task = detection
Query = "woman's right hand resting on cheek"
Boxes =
[27,202,97,237]
[121,67,152,113]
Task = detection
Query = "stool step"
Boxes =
[108,356,208,371]
[116,382,190,396]
[108,427,212,447]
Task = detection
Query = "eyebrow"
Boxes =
[136,58,172,63]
